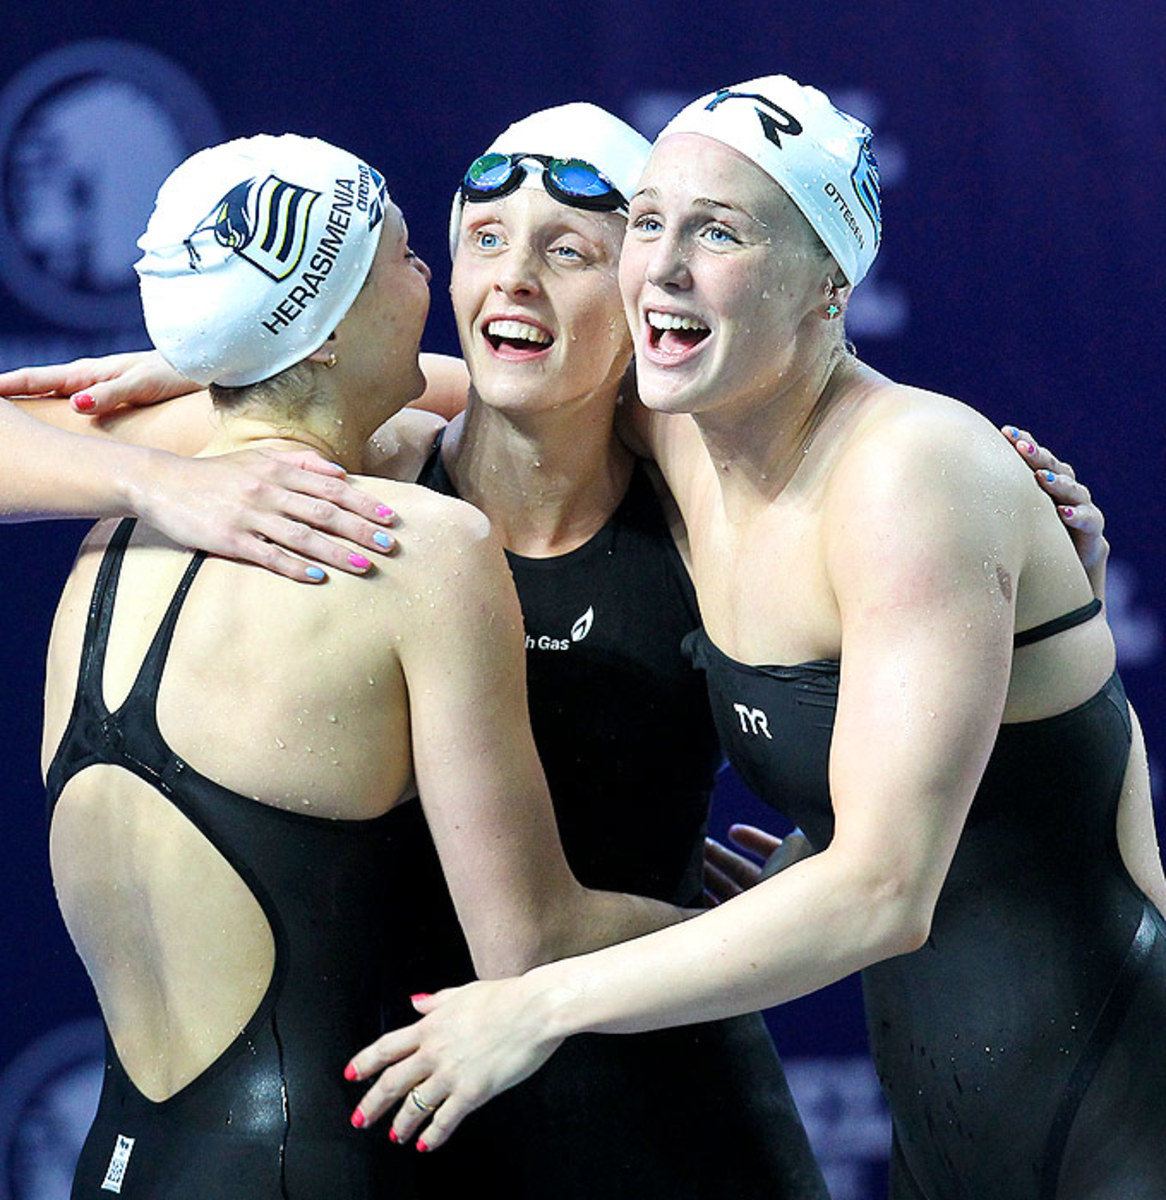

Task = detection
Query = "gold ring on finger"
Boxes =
[410,1088,437,1113]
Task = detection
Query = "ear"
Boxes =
[305,331,339,365]
[822,262,853,321]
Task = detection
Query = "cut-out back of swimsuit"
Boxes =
[46,519,401,1199]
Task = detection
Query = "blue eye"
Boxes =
[704,224,737,244]
[475,230,501,250]
[632,214,662,234]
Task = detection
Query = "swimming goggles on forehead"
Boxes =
[459,152,629,213]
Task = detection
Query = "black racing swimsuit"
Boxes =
[46,520,399,1200]
[685,598,1166,1199]
[383,440,829,1200]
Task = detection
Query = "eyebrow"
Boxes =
[631,186,763,225]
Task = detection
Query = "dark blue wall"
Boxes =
[1,5,1161,1197]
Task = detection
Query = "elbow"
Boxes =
[882,905,932,957]
[855,868,937,961]
[469,930,552,981]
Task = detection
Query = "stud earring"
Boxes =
[323,352,338,368]
[825,304,841,319]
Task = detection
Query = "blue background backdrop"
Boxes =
[1,4,1161,1197]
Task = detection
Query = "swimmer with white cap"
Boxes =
[349,79,1161,1200]
[38,131,689,1200]
[351,100,831,1199]
[0,134,409,576]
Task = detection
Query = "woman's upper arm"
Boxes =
[395,507,577,974]
[15,390,216,455]
[822,424,1020,923]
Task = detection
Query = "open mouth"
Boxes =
[484,318,555,359]
[646,310,710,357]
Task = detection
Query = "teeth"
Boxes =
[486,319,552,344]
[647,311,709,332]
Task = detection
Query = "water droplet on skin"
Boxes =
[274,738,286,750]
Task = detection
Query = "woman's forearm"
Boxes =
[531,846,925,1039]
[0,400,165,521]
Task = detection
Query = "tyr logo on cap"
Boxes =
[705,89,805,150]
[184,174,321,280]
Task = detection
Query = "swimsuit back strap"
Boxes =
[76,517,138,700]
[128,547,211,704]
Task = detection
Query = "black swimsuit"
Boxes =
[46,520,399,1200]
[384,442,828,1199]
[685,598,1166,1199]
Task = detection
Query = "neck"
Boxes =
[443,387,634,556]
[201,411,369,472]
[694,347,858,502]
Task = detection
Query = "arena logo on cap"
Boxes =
[358,163,387,232]
[185,175,322,281]
[0,39,222,331]
[704,89,805,151]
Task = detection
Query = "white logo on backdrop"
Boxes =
[0,39,222,362]
[0,1018,103,1200]
[785,1055,892,1200]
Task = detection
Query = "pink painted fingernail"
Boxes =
[1018,440,1035,454]
[73,393,96,411]
[1059,506,1075,519]
[416,1140,430,1153]
[389,1129,399,1144]
[376,505,395,519]
[344,1063,358,1081]
[410,993,431,1003]
[348,553,372,570]
[350,1109,365,1128]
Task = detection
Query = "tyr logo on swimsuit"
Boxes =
[733,702,773,739]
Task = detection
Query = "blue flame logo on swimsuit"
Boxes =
[183,175,322,280]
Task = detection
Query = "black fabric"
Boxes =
[1013,597,1103,648]
[685,620,1166,1200]
[47,519,399,1200]
[386,443,827,1199]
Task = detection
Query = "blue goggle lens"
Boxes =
[461,153,626,212]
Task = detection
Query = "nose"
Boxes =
[493,243,542,299]
[414,254,433,284]
[644,231,691,291]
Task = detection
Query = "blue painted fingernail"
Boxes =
[1043,471,1055,482]
[1005,427,1018,438]
[374,531,393,549]
[306,566,327,581]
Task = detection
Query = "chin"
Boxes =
[635,363,707,415]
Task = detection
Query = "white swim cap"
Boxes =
[449,102,650,257]
[136,134,388,386]
[657,76,881,285]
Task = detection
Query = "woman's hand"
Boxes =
[1003,424,1108,600]
[704,825,815,904]
[138,449,398,581]
[0,350,195,415]
[346,981,566,1151]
